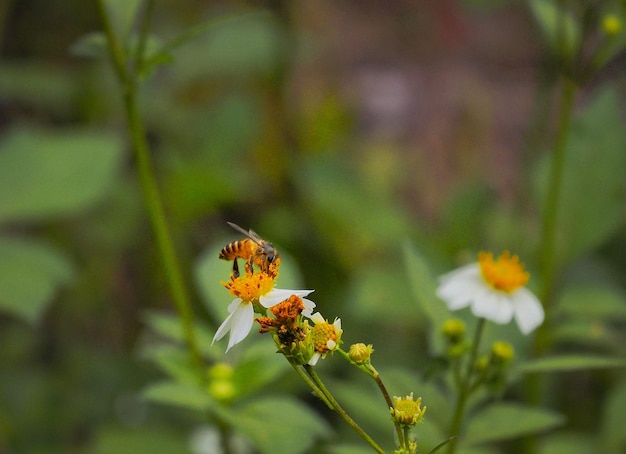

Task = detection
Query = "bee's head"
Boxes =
[263,243,278,262]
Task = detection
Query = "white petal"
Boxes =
[301,298,316,317]
[309,312,325,324]
[308,352,321,366]
[471,289,514,324]
[212,311,235,343]
[438,263,481,284]
[259,288,314,308]
[212,298,243,343]
[437,267,485,311]
[225,301,254,352]
[511,287,545,334]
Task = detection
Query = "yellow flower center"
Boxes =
[478,251,529,293]
[390,393,427,427]
[311,321,338,353]
[223,271,275,301]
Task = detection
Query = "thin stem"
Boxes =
[523,77,577,454]
[216,418,234,454]
[96,0,203,373]
[337,348,405,448]
[446,318,486,454]
[304,365,386,454]
[290,363,333,409]
[537,77,576,320]
[134,0,156,73]
[96,0,128,85]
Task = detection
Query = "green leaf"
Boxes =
[231,343,290,400]
[402,242,450,349]
[514,355,626,375]
[220,397,330,454]
[149,11,270,64]
[528,0,581,58]
[464,403,565,445]
[69,32,108,58]
[601,378,626,452]
[558,284,626,320]
[141,310,220,359]
[0,127,123,222]
[346,262,421,322]
[0,63,83,117]
[141,345,200,385]
[142,380,213,412]
[533,86,626,267]
[0,236,74,323]
[92,425,192,454]
[537,432,597,454]
[327,445,373,454]
[551,321,616,351]
[102,0,143,39]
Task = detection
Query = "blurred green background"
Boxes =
[0,0,624,453]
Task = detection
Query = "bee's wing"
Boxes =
[227,222,263,245]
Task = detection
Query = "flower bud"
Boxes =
[491,341,514,365]
[442,318,466,343]
[602,14,622,36]
[349,343,374,364]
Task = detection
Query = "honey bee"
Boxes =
[218,222,279,278]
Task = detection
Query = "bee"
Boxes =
[218,222,279,278]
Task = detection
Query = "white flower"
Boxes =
[213,288,315,352]
[436,252,544,334]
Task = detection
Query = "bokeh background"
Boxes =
[0,0,625,453]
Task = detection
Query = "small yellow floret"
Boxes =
[222,271,275,301]
[478,251,529,293]
[390,393,427,428]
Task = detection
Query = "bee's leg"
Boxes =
[246,258,254,275]
[232,259,240,279]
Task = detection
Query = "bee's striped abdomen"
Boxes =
[219,239,254,261]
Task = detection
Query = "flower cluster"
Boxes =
[212,237,342,365]
[212,260,315,352]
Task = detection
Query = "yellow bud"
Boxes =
[208,379,236,402]
[208,362,234,380]
[602,14,623,36]
[442,318,466,342]
[349,343,374,364]
[491,341,515,364]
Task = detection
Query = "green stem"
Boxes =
[304,365,386,454]
[96,0,202,373]
[134,0,156,74]
[537,77,576,319]
[446,318,486,454]
[290,363,333,409]
[337,348,405,448]
[216,417,234,454]
[524,77,577,454]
